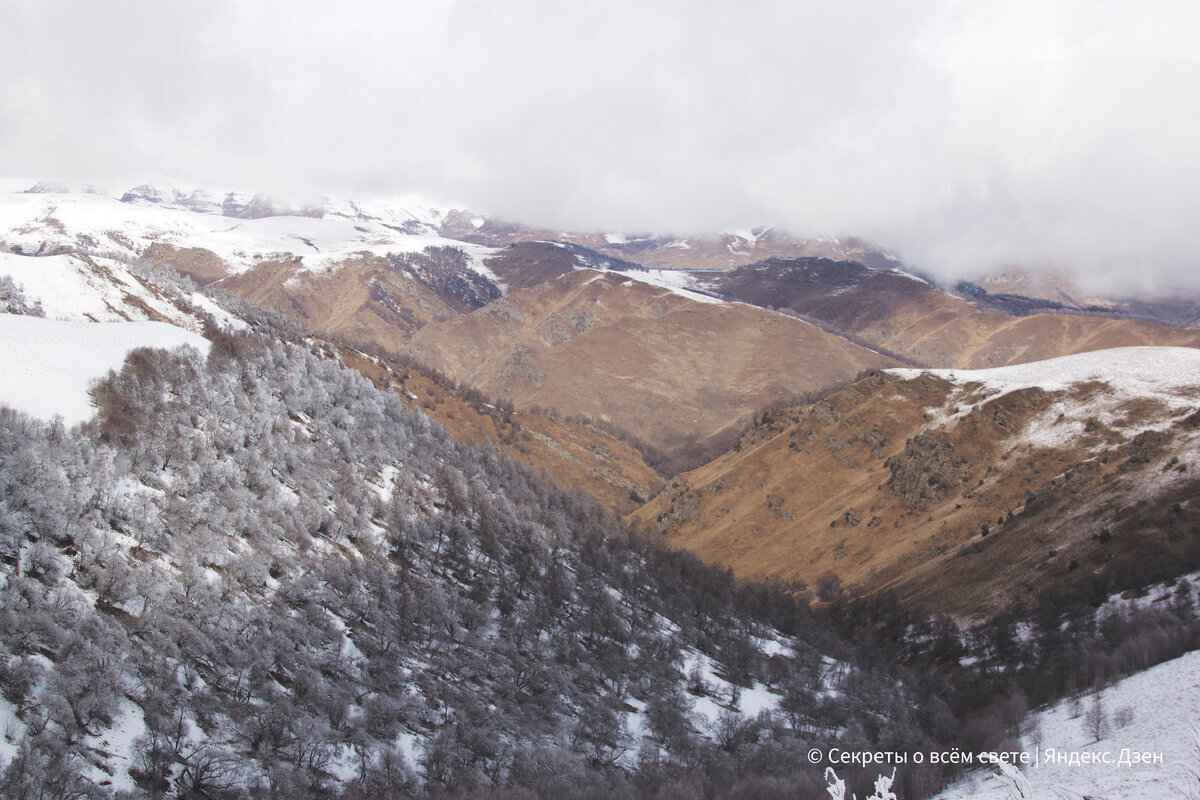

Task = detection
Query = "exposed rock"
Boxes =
[885,432,970,509]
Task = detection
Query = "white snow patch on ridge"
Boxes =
[599,268,724,304]
[0,314,210,425]
[889,347,1200,449]
[889,346,1200,396]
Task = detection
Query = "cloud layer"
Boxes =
[3,0,1199,294]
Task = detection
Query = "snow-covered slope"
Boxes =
[0,178,495,278]
[890,345,1200,399]
[620,268,724,304]
[0,251,208,326]
[935,648,1200,799]
[0,313,210,425]
[889,346,1200,451]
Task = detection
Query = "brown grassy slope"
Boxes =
[885,304,1200,369]
[146,244,466,346]
[145,243,232,285]
[633,368,1200,617]
[403,270,898,464]
[483,242,581,292]
[146,244,664,512]
[337,347,663,514]
[151,242,599,351]
[708,260,1200,368]
[215,255,461,344]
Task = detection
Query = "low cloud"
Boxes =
[3,0,1198,295]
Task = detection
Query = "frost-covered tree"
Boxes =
[0,324,953,799]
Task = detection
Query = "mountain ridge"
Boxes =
[633,346,1200,617]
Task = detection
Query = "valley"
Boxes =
[2,178,1200,799]
[636,348,1200,616]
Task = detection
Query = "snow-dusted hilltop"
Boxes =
[889,345,1200,451]
[0,177,494,277]
[639,341,1200,616]
[890,344,1200,397]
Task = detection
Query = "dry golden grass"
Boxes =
[633,370,1200,617]
[404,270,897,460]
[337,347,663,515]
[835,289,1200,369]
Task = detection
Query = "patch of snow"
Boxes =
[187,292,248,332]
[0,252,198,327]
[724,227,767,244]
[395,730,421,774]
[753,633,792,658]
[889,266,929,285]
[0,694,24,767]
[737,683,781,719]
[612,269,724,304]
[370,464,401,503]
[680,648,781,730]
[889,347,1200,450]
[0,314,210,425]
[934,649,1200,799]
[88,700,147,795]
[890,347,1200,397]
[624,695,648,748]
[1096,571,1200,621]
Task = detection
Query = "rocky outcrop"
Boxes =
[885,432,970,509]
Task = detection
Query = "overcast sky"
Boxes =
[3,0,1199,294]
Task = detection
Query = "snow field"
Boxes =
[934,648,1200,799]
[0,313,210,425]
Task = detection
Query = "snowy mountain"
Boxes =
[0,177,493,278]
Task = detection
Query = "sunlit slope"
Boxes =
[405,269,898,468]
[635,347,1200,615]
